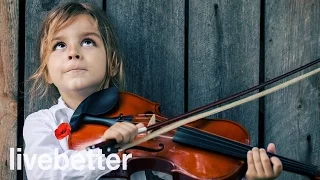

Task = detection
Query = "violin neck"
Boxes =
[173,126,319,179]
[272,153,318,179]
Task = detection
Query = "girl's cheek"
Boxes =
[50,51,64,60]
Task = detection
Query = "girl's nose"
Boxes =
[68,54,80,60]
[68,47,81,60]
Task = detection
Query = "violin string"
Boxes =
[183,126,318,174]
[181,126,317,169]
[174,127,317,175]
[173,126,318,176]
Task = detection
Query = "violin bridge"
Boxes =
[147,114,156,134]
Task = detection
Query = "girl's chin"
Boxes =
[61,86,99,96]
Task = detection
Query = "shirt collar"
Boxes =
[56,97,75,122]
[58,97,66,107]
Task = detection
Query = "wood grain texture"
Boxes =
[188,0,260,146]
[264,0,320,179]
[0,0,19,179]
[106,0,185,117]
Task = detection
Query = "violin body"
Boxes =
[69,92,251,180]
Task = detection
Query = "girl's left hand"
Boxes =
[245,143,283,180]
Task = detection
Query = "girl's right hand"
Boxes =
[101,122,145,144]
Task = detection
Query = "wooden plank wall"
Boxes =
[0,0,19,179]
[188,0,260,146]
[105,0,185,117]
[0,0,318,179]
[264,0,320,179]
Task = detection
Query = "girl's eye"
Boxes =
[53,42,66,50]
[82,38,95,47]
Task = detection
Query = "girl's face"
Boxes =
[47,14,107,98]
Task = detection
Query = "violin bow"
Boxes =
[120,67,320,150]
[114,66,320,179]
[89,62,320,178]
[83,59,320,135]
[146,58,320,131]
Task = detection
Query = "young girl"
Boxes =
[23,2,283,180]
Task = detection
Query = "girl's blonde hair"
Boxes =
[29,2,124,104]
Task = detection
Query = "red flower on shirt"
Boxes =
[55,123,71,140]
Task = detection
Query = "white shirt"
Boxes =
[23,97,171,180]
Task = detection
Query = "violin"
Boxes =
[70,90,250,179]
[68,59,320,180]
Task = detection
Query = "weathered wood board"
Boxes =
[264,0,320,179]
[0,0,19,179]
[188,0,261,146]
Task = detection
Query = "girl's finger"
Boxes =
[267,143,276,154]
[115,122,136,143]
[121,122,138,142]
[102,127,124,143]
[252,147,264,176]
[259,148,274,177]
[270,156,283,177]
[136,122,145,129]
[246,150,257,178]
